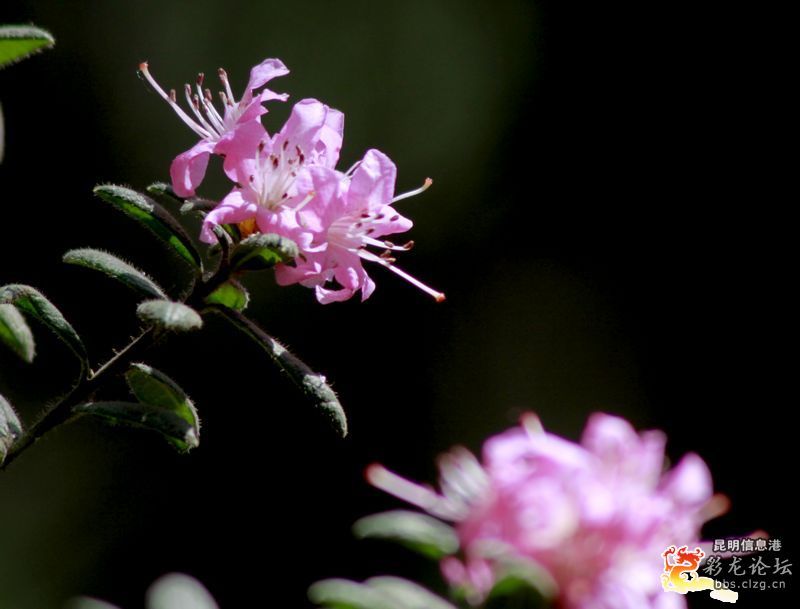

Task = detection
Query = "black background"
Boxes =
[0,1,793,607]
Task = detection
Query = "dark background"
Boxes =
[0,1,793,607]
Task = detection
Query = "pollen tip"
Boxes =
[365,463,387,484]
[424,177,433,187]
[138,61,149,71]
[435,292,447,303]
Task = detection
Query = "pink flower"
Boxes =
[199,99,344,246]
[275,149,445,304]
[368,413,726,609]
[139,58,290,197]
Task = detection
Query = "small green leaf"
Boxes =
[0,100,5,164]
[137,300,203,332]
[146,182,184,206]
[126,363,199,432]
[93,184,202,269]
[367,577,458,609]
[0,302,35,362]
[212,307,347,437]
[179,199,218,216]
[146,573,219,609]
[75,401,198,452]
[230,233,298,271]
[0,26,55,69]
[204,280,249,311]
[145,182,218,217]
[0,393,23,464]
[353,511,459,559]
[65,598,120,609]
[308,579,395,609]
[0,284,87,370]
[63,248,167,299]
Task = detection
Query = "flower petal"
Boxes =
[170,140,215,197]
[660,453,713,508]
[348,148,397,209]
[200,190,258,244]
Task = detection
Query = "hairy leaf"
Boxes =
[75,401,198,452]
[126,363,199,432]
[0,25,54,69]
[0,302,35,362]
[353,511,459,558]
[0,393,23,463]
[230,233,298,271]
[308,579,396,609]
[204,280,249,311]
[367,577,458,609]
[147,573,219,609]
[93,184,201,269]
[137,300,203,332]
[0,284,87,370]
[63,248,167,299]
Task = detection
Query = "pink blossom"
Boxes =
[199,99,344,246]
[275,149,445,304]
[368,413,726,609]
[139,58,290,196]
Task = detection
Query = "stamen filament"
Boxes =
[139,62,212,139]
[218,68,236,105]
[360,250,445,302]
[392,178,433,204]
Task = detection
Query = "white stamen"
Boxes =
[366,464,459,520]
[293,190,317,212]
[139,62,212,139]
[218,68,235,106]
[360,250,445,302]
[392,177,433,204]
[344,160,362,178]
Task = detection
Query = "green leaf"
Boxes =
[0,393,23,464]
[230,233,298,271]
[145,182,218,217]
[212,307,347,437]
[179,199,218,216]
[308,579,396,609]
[93,184,202,269]
[0,302,35,362]
[137,300,203,332]
[65,598,121,609]
[126,363,199,432]
[309,578,456,609]
[0,284,88,370]
[63,248,167,299]
[0,26,55,69]
[146,573,219,609]
[204,280,249,311]
[353,511,459,559]
[75,401,198,452]
[367,577,458,609]
[1,100,5,164]
[145,182,184,206]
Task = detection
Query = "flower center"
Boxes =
[246,140,305,211]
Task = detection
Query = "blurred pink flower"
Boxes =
[368,413,727,609]
[275,149,445,304]
[139,58,289,196]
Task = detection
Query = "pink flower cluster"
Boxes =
[368,413,728,609]
[140,59,444,304]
